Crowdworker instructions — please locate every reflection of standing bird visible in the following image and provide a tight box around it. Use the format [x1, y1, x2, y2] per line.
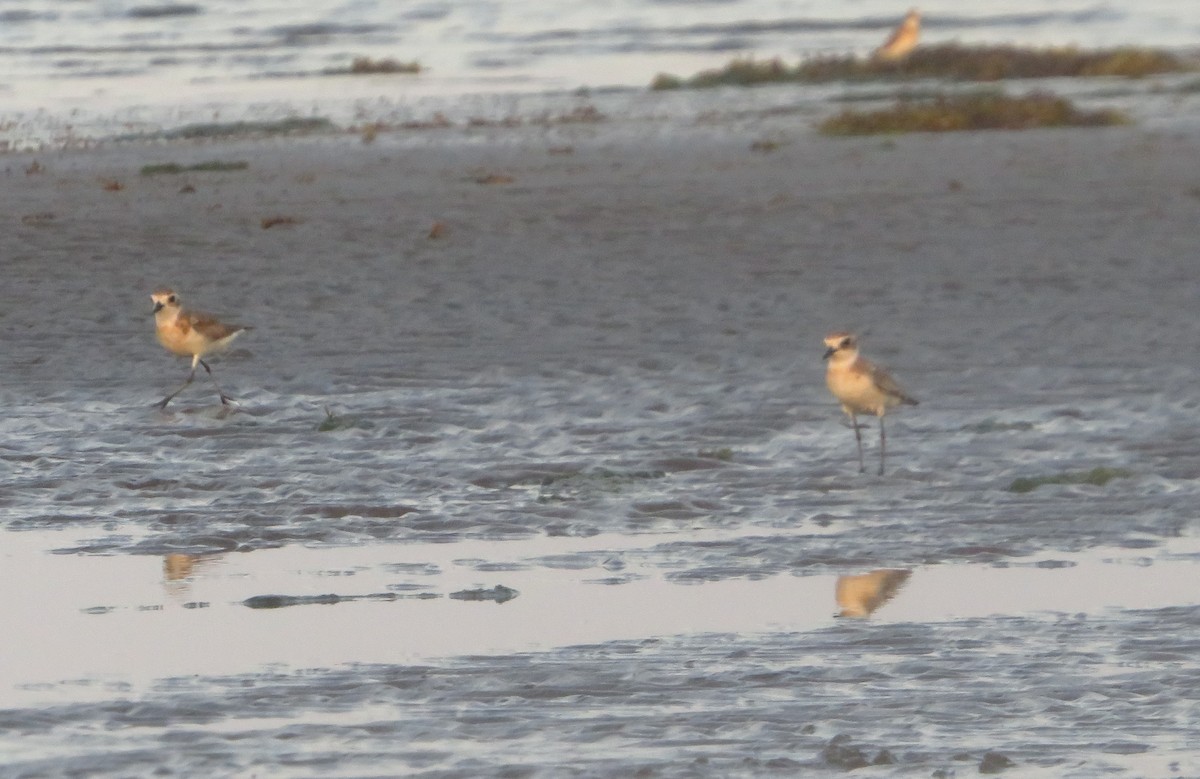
[163, 553, 222, 598]
[823, 332, 918, 475]
[872, 8, 921, 63]
[836, 569, 912, 617]
[151, 288, 250, 408]
[163, 553, 199, 581]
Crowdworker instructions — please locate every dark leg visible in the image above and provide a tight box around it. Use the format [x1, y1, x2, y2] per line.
[878, 414, 887, 476]
[157, 368, 197, 409]
[199, 359, 234, 405]
[851, 413, 865, 473]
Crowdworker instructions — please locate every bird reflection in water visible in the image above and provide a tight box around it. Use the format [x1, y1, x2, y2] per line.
[162, 553, 220, 597]
[835, 569, 912, 618]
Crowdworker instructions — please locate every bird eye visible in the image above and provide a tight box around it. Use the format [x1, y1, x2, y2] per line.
[168, 295, 177, 303]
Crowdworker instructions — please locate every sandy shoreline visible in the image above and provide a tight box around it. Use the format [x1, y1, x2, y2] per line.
[6, 112, 1200, 396]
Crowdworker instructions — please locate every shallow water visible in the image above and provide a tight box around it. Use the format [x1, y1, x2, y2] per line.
[3, 0, 1194, 96]
[2, 121, 1200, 775]
[4, 530, 1199, 697]
[3, 530, 1200, 776]
[2, 0, 1199, 149]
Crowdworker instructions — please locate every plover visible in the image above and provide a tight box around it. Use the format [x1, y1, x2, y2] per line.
[151, 288, 250, 408]
[823, 331, 917, 474]
[872, 8, 920, 63]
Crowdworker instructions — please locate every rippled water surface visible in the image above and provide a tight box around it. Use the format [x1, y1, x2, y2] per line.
[2, 0, 1199, 149]
[2, 118, 1200, 775]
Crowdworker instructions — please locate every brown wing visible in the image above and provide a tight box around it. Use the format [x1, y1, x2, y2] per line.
[870, 363, 918, 406]
[186, 310, 244, 341]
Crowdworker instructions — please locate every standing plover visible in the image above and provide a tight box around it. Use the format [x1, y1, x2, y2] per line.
[823, 332, 917, 474]
[872, 8, 921, 63]
[151, 288, 250, 408]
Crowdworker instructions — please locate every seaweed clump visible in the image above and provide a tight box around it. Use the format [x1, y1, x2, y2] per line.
[140, 160, 249, 176]
[1007, 466, 1134, 494]
[651, 44, 1193, 89]
[163, 117, 335, 140]
[818, 90, 1128, 136]
[325, 56, 421, 75]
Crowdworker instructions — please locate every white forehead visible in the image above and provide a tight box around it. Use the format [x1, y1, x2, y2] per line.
[824, 332, 855, 346]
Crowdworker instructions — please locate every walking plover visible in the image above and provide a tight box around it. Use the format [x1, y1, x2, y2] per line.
[151, 288, 250, 408]
[823, 331, 917, 474]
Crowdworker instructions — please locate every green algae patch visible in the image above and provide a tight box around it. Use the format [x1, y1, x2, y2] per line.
[855, 44, 1188, 81]
[164, 117, 335, 140]
[818, 90, 1128, 136]
[325, 56, 421, 75]
[650, 44, 1194, 90]
[538, 467, 665, 503]
[140, 160, 249, 176]
[960, 419, 1036, 434]
[651, 57, 794, 90]
[317, 407, 374, 432]
[1007, 467, 1134, 494]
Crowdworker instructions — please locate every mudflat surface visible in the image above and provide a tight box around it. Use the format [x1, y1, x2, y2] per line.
[2, 119, 1199, 776]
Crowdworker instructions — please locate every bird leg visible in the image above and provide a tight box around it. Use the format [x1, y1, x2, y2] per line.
[851, 413, 865, 473]
[157, 368, 197, 409]
[878, 414, 887, 476]
[199, 359, 234, 405]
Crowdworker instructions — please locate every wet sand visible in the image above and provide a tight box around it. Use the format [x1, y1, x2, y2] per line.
[3, 111, 1200, 776]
